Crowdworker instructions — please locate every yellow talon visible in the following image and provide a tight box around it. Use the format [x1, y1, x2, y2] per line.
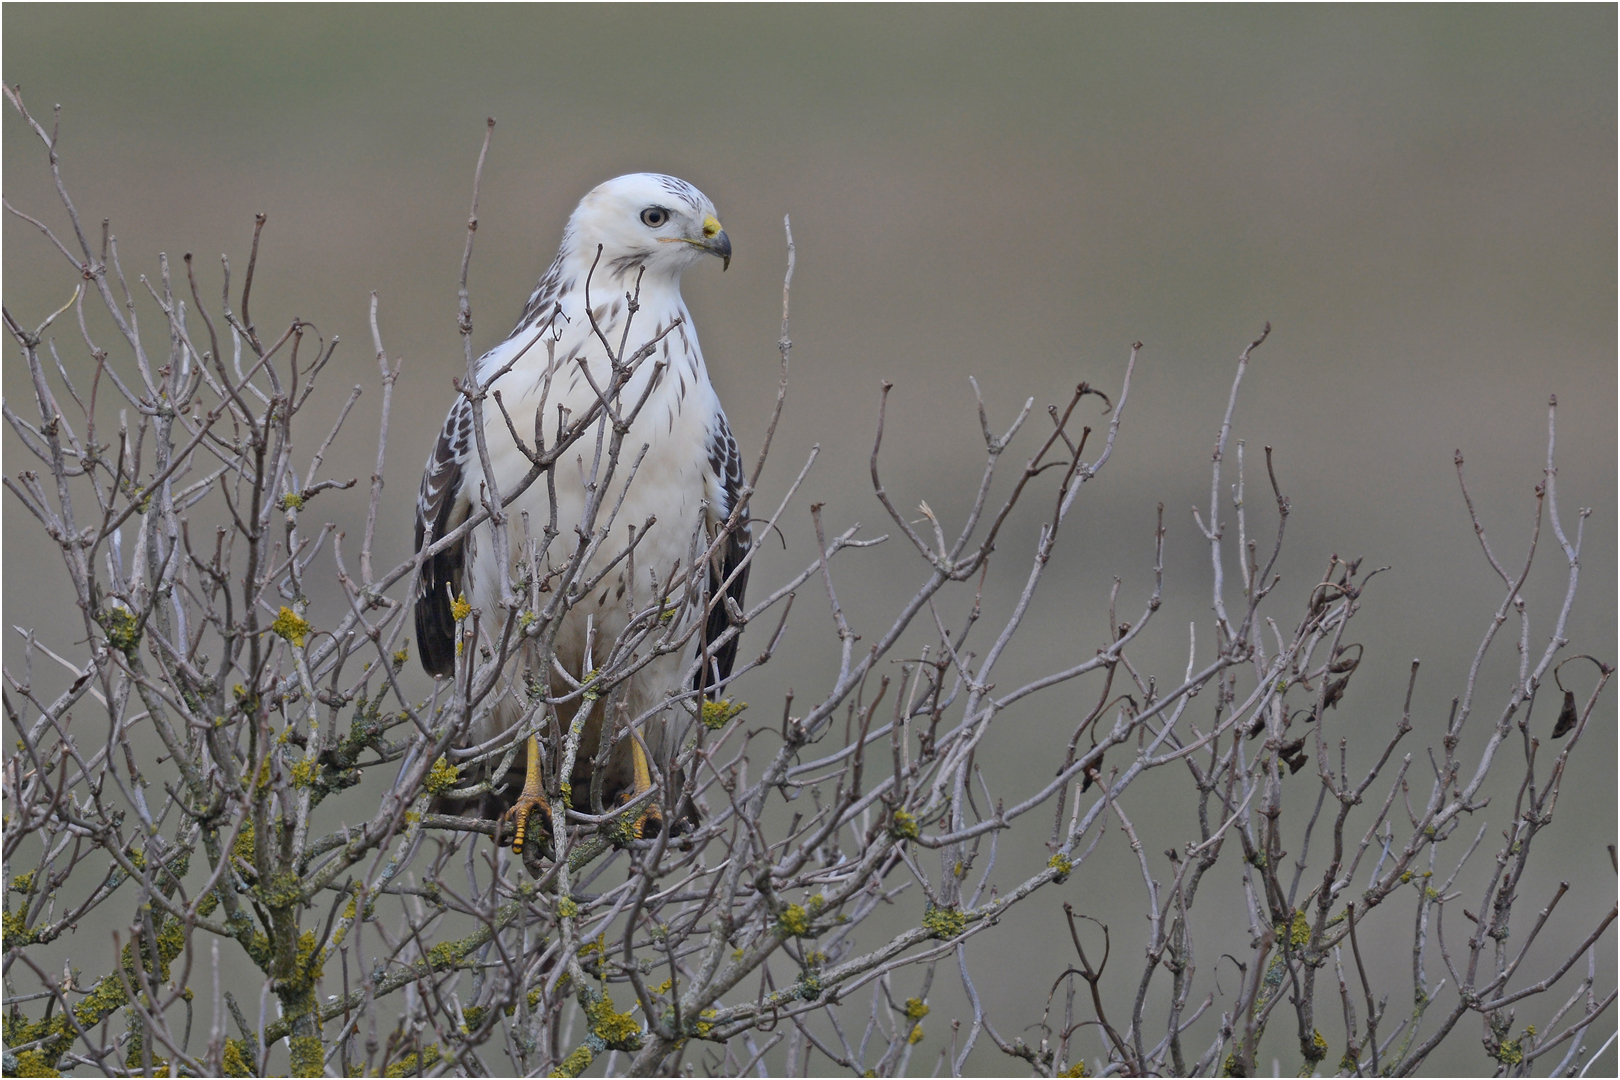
[625, 734, 662, 838]
[500, 735, 550, 854]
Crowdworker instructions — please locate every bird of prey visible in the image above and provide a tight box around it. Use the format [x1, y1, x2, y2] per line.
[413, 173, 748, 850]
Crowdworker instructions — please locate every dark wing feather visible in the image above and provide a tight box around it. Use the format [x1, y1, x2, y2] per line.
[414, 396, 474, 677]
[694, 411, 751, 698]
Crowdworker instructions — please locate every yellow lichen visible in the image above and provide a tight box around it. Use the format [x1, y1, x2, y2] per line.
[922, 903, 965, 939]
[779, 903, 812, 937]
[585, 991, 642, 1051]
[11, 1049, 62, 1077]
[426, 940, 461, 971]
[602, 811, 640, 848]
[904, 997, 930, 1020]
[99, 606, 141, 655]
[1048, 852, 1073, 878]
[890, 808, 920, 841]
[3, 906, 38, 945]
[232, 683, 260, 716]
[3, 1013, 74, 1070]
[383, 1045, 441, 1077]
[71, 971, 130, 1030]
[222, 1038, 253, 1077]
[450, 594, 472, 622]
[549, 1045, 594, 1077]
[425, 755, 460, 795]
[292, 929, 326, 986]
[271, 606, 312, 647]
[576, 933, 608, 979]
[700, 698, 747, 730]
[289, 1034, 324, 1077]
[908, 1023, 924, 1044]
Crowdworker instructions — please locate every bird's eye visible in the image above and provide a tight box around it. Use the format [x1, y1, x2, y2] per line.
[640, 207, 669, 228]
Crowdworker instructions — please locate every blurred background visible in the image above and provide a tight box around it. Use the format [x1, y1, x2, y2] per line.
[4, 6, 1613, 1075]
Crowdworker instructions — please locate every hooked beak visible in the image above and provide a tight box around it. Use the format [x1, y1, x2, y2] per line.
[697, 213, 731, 270]
[658, 214, 732, 270]
[704, 228, 732, 271]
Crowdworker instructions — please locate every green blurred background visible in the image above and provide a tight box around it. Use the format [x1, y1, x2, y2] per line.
[4, 5, 1614, 1075]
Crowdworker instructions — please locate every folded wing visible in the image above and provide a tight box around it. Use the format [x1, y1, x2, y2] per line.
[414, 395, 475, 677]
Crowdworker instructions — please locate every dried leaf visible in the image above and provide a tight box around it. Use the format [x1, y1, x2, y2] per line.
[1551, 690, 1578, 738]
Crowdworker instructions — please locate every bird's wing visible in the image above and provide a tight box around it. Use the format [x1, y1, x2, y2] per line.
[694, 408, 751, 698]
[414, 393, 476, 677]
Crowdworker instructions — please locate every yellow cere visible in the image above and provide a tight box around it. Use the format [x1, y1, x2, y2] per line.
[702, 215, 721, 238]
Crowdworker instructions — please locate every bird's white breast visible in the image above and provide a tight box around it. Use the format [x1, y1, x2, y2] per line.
[459, 279, 720, 677]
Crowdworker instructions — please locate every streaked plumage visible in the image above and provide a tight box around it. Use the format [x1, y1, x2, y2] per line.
[413, 173, 747, 825]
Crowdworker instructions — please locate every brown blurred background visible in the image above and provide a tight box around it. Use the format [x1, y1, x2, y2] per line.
[4, 6, 1614, 1075]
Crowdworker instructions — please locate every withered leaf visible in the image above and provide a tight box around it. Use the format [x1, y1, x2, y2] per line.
[1551, 690, 1578, 739]
[1278, 737, 1310, 775]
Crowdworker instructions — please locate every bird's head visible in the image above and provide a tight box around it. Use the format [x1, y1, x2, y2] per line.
[566, 173, 731, 279]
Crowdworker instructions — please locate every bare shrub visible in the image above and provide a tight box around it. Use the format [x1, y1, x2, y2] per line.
[3, 95, 1612, 1078]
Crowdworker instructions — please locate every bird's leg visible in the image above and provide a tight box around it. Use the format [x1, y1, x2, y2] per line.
[500, 735, 550, 855]
[622, 733, 662, 838]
